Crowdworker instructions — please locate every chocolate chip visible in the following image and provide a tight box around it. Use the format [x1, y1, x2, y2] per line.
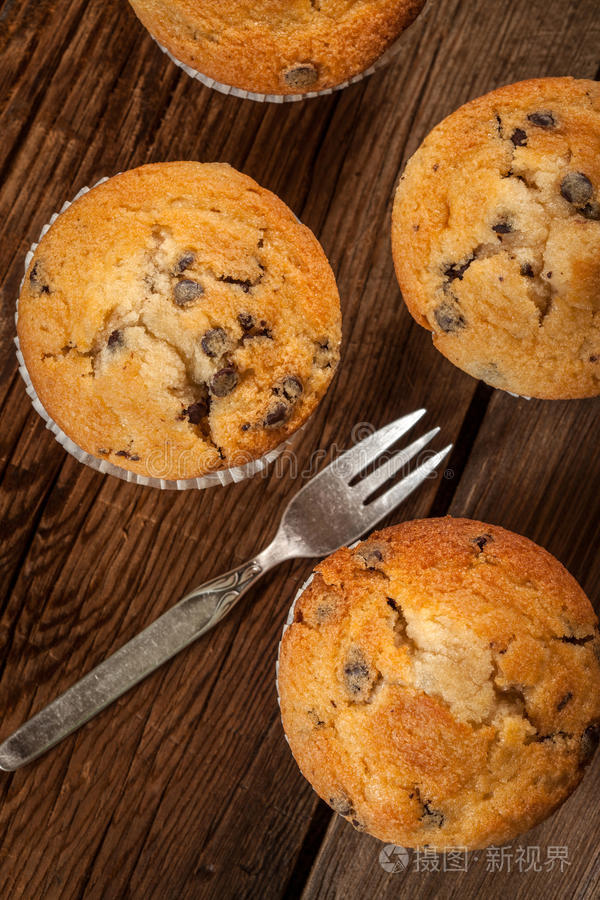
[510, 128, 527, 147]
[241, 422, 251, 431]
[107, 329, 124, 350]
[254, 326, 273, 339]
[174, 279, 204, 306]
[182, 399, 209, 424]
[561, 172, 593, 205]
[313, 340, 334, 369]
[580, 201, 600, 221]
[281, 376, 303, 402]
[443, 257, 474, 281]
[343, 648, 372, 696]
[264, 401, 290, 428]
[174, 251, 196, 274]
[356, 544, 385, 570]
[241, 317, 273, 341]
[201, 328, 229, 358]
[387, 598, 398, 611]
[329, 795, 354, 817]
[209, 367, 239, 398]
[492, 221, 513, 234]
[434, 302, 466, 333]
[520, 263, 534, 277]
[283, 63, 319, 88]
[527, 111, 556, 129]
[238, 312, 254, 331]
[580, 724, 600, 766]
[115, 449, 140, 461]
[473, 533, 493, 552]
[29, 260, 50, 294]
[557, 692, 573, 711]
[421, 802, 445, 828]
[590, 355, 599, 363]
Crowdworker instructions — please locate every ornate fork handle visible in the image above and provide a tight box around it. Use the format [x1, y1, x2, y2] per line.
[0, 411, 450, 771]
[186, 561, 264, 628]
[0, 558, 268, 771]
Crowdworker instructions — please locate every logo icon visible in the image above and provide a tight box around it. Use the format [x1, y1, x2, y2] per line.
[379, 844, 410, 873]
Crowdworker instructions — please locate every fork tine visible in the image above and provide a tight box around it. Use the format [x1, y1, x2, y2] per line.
[354, 427, 441, 501]
[333, 409, 427, 479]
[362, 444, 453, 524]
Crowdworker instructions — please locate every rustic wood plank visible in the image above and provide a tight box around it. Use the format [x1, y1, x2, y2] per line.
[0, 0, 598, 897]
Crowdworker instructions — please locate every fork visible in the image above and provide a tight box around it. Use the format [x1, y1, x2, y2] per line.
[0, 410, 451, 770]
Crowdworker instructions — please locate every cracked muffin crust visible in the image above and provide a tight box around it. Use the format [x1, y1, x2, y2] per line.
[278, 517, 600, 849]
[128, 0, 426, 96]
[392, 78, 600, 399]
[17, 162, 341, 481]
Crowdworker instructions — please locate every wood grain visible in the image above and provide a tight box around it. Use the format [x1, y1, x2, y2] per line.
[0, 0, 599, 897]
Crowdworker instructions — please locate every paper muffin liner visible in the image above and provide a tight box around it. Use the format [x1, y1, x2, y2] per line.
[151, 0, 435, 104]
[15, 178, 308, 491]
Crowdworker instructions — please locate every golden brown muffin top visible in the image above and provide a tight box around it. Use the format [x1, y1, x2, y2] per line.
[392, 77, 600, 399]
[129, 0, 426, 95]
[18, 162, 341, 481]
[278, 517, 600, 849]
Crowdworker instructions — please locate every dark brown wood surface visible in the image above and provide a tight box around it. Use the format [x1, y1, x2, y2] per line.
[0, 0, 599, 897]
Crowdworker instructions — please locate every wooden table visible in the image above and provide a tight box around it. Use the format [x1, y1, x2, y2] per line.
[1, 0, 599, 897]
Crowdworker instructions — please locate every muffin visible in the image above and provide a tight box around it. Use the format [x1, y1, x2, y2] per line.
[17, 162, 341, 483]
[278, 517, 600, 849]
[392, 77, 600, 399]
[128, 0, 427, 97]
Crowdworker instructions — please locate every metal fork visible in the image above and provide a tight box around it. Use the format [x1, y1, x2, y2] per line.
[0, 410, 451, 770]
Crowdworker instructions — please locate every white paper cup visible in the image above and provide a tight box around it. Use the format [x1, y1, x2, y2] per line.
[15, 179, 308, 490]
[152, 0, 436, 104]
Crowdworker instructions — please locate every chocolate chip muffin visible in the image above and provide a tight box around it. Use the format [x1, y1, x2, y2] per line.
[17, 162, 341, 482]
[392, 77, 600, 399]
[278, 517, 600, 849]
[128, 0, 426, 96]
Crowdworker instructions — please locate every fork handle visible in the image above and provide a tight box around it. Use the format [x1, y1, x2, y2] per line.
[0, 559, 265, 771]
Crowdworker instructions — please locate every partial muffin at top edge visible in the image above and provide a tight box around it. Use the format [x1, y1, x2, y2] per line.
[128, 0, 427, 96]
[392, 77, 600, 399]
[278, 516, 600, 849]
[17, 161, 342, 481]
